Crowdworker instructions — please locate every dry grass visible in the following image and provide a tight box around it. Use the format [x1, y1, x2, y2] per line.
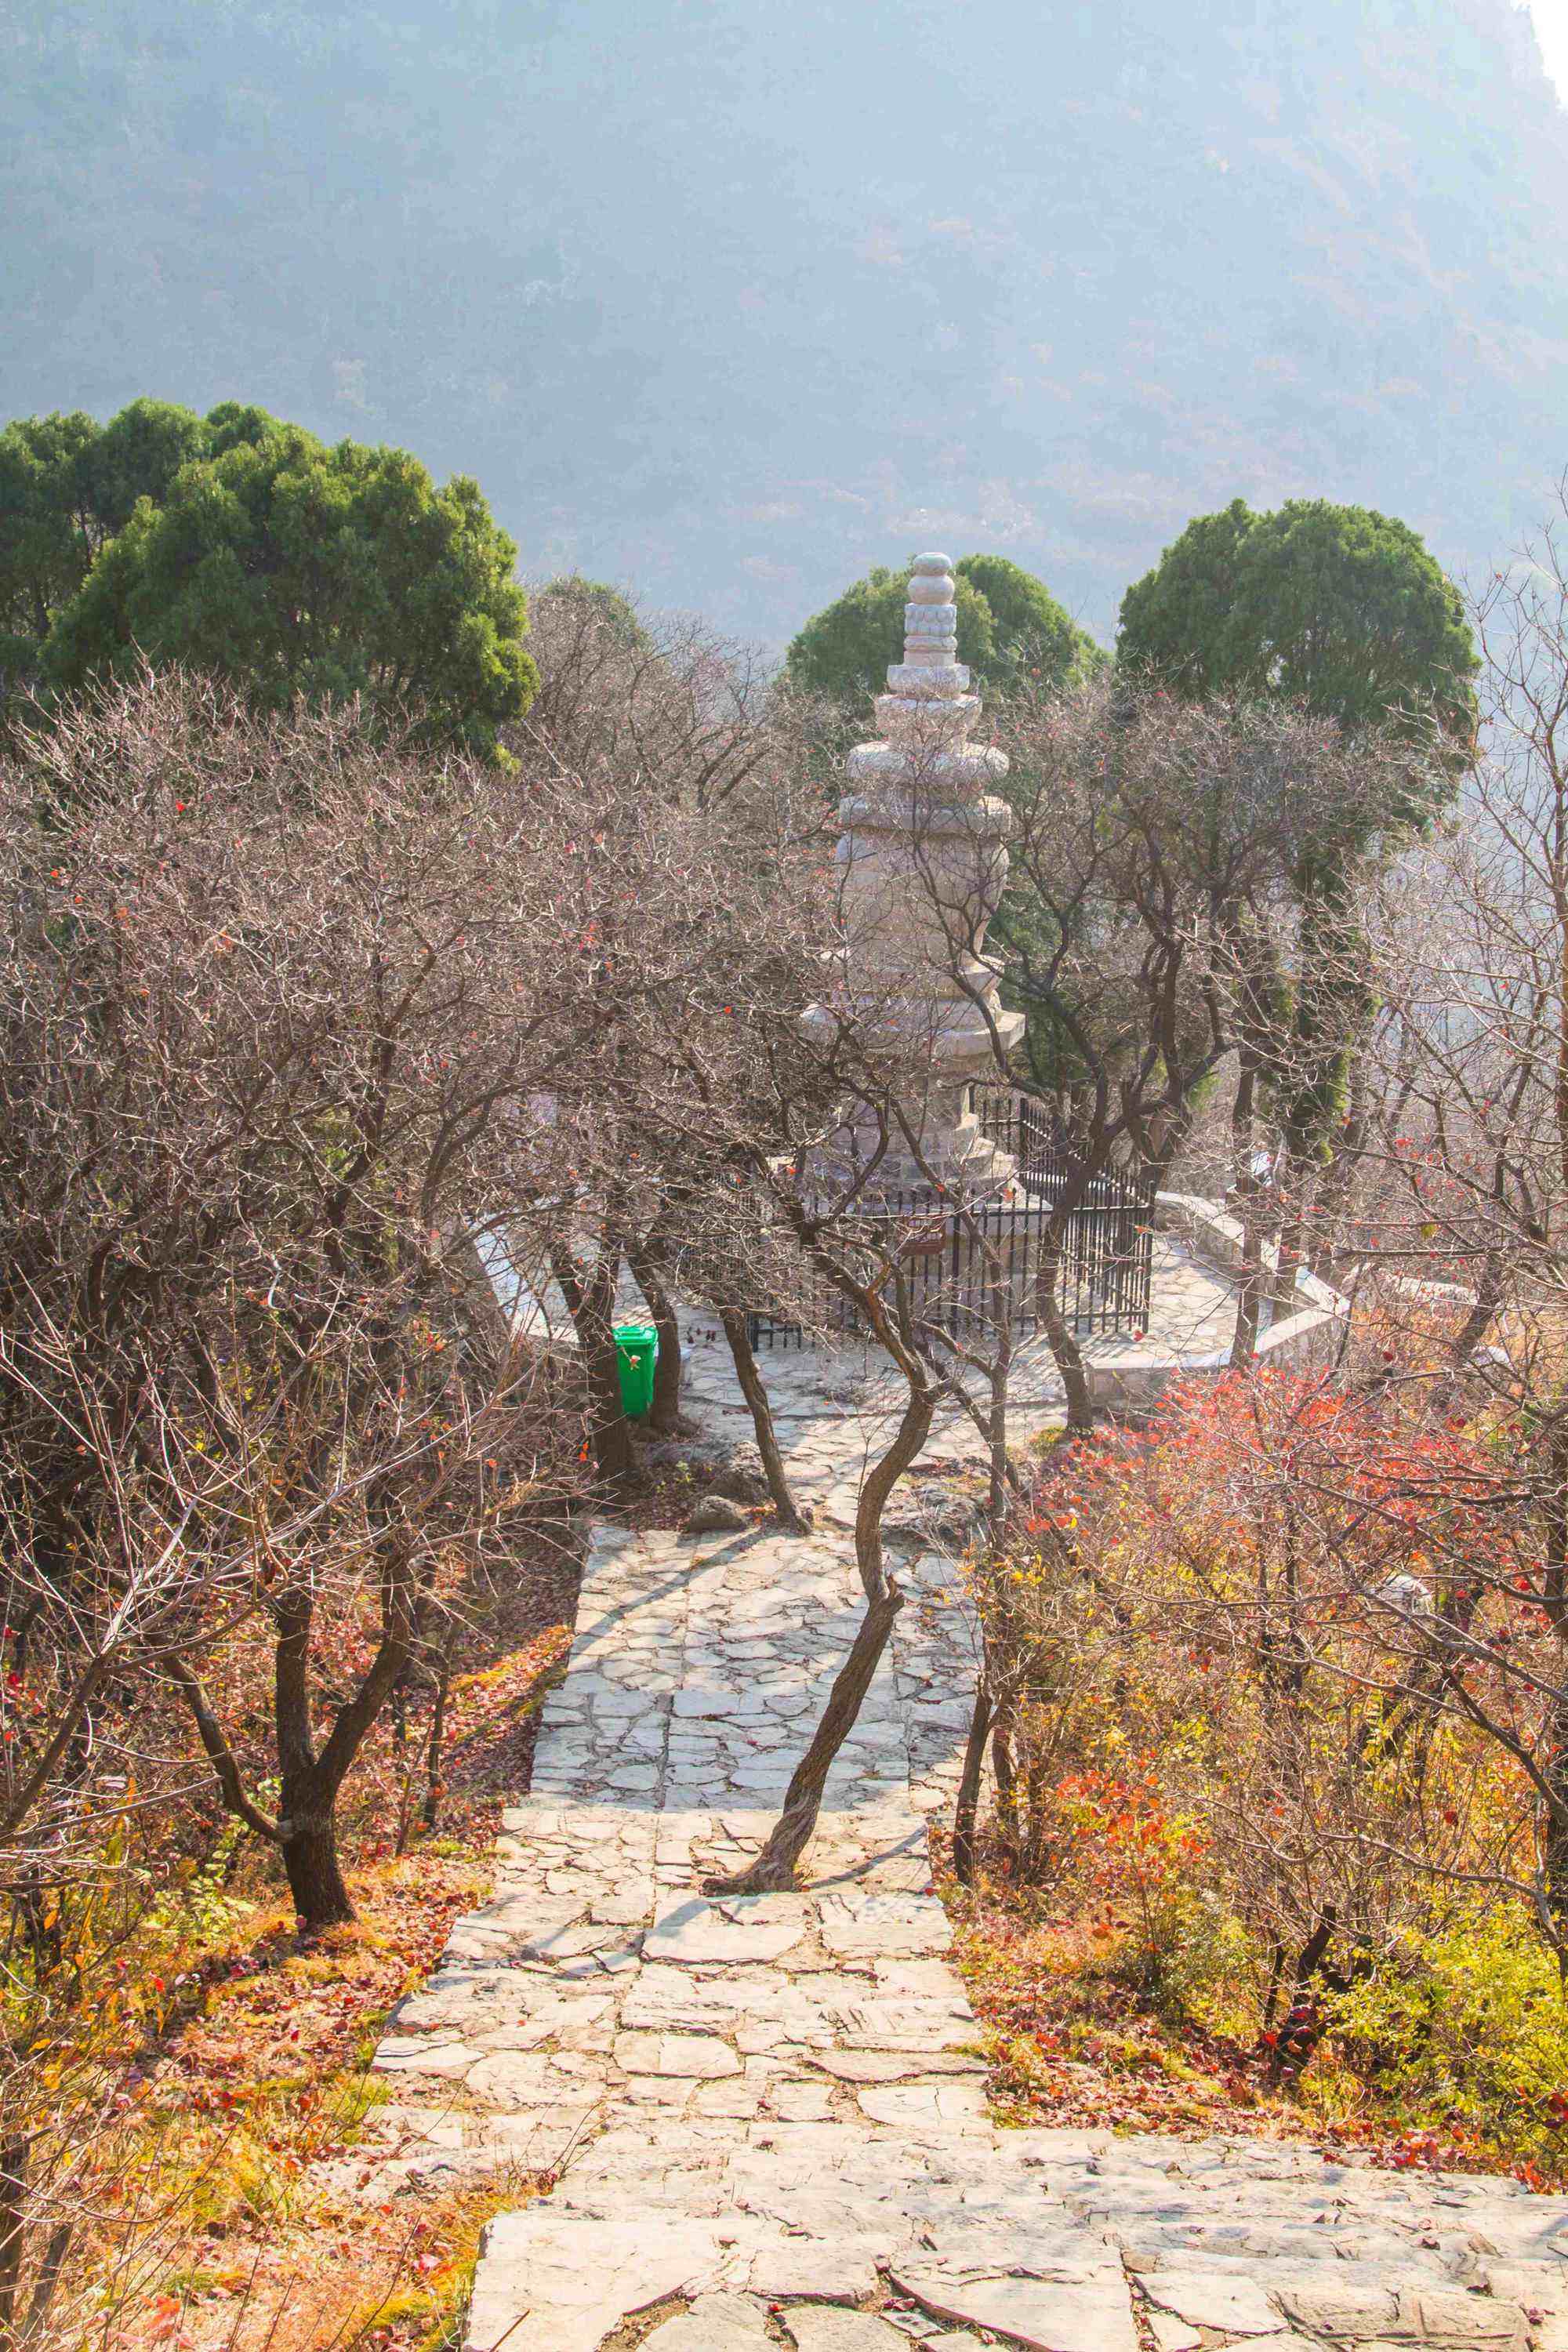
[74, 1549, 576, 2352]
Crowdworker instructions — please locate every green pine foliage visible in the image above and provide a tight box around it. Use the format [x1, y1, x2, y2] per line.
[2, 399, 535, 758]
[786, 553, 1104, 710]
[0, 398, 276, 672]
[1118, 495, 1478, 751]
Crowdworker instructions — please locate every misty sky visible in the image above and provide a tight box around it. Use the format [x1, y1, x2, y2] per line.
[6, 1, 1568, 654]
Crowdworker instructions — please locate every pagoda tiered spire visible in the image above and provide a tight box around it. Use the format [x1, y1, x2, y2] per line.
[807, 550, 1024, 1189]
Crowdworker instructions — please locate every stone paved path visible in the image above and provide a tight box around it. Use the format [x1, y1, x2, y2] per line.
[372, 1329, 1568, 2352]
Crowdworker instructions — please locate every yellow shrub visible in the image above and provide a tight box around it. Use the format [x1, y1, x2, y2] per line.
[1325, 1904, 1568, 2174]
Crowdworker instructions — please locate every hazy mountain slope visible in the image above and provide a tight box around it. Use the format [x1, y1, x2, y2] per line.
[2, 0, 1565, 648]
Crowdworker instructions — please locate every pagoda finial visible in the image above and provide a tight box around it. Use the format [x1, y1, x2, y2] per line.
[901, 550, 959, 673]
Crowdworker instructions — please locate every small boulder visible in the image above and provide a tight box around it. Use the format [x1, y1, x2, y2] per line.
[710, 1458, 772, 1506]
[702, 1439, 770, 1503]
[684, 1493, 752, 1536]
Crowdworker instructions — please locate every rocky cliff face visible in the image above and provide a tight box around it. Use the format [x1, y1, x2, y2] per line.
[2, 0, 1565, 643]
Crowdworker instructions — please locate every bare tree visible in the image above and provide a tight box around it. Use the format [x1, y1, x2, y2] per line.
[517, 574, 786, 811]
[1341, 494, 1568, 1936]
[659, 981, 1007, 1888]
[0, 670, 589, 1929]
[977, 679, 1417, 1410]
[493, 574, 828, 1478]
[700, 1196, 941, 1894]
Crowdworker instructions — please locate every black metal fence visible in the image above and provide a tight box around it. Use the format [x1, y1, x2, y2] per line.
[742, 1092, 1156, 1350]
[818, 1176, 1152, 1343]
[975, 1087, 1157, 1333]
[742, 1305, 809, 1352]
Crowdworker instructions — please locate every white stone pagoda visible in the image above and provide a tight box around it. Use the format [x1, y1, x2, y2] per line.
[806, 551, 1024, 1192]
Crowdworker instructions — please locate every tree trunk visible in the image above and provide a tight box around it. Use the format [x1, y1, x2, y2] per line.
[0, 2133, 25, 2351]
[1271, 1150, 1309, 1312]
[978, 1235, 1014, 1539]
[704, 1279, 937, 1893]
[280, 1797, 355, 1930]
[628, 1242, 684, 1434]
[952, 1676, 993, 1885]
[1449, 1244, 1503, 1373]
[1035, 1262, 1093, 1432]
[1229, 1051, 1267, 1370]
[1263, 1907, 1338, 2085]
[1309, 1041, 1370, 1272]
[1261, 1937, 1287, 2030]
[587, 1329, 635, 1485]
[719, 1307, 809, 1532]
[990, 1706, 1019, 1849]
[1541, 1675, 1568, 1955]
[20, 2211, 69, 2343]
[550, 1240, 634, 1487]
[21, 2221, 70, 2347]
[445, 1229, 517, 1373]
[1230, 1234, 1265, 1368]
[422, 1635, 455, 1831]
[703, 1583, 903, 1893]
[849, 1343, 939, 1602]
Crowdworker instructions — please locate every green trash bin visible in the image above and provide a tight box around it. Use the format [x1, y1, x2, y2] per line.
[613, 1321, 659, 1419]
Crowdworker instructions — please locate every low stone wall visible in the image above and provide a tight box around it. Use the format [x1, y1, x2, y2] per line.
[1083, 1192, 1348, 1422]
[1155, 1190, 1339, 1308]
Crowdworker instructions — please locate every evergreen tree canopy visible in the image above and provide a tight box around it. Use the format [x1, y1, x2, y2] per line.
[786, 554, 1103, 708]
[953, 554, 1107, 691]
[1117, 496, 1478, 746]
[0, 398, 282, 681]
[1119, 498, 1479, 1179]
[78, 396, 215, 539]
[0, 410, 100, 671]
[32, 416, 534, 758]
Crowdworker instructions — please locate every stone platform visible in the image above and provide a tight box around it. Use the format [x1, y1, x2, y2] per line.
[368, 1328, 1568, 2352]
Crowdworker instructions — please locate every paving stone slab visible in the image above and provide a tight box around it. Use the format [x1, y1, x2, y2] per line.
[802, 2049, 984, 2085]
[1393, 2285, 1530, 2344]
[1142, 2313, 1203, 2352]
[815, 1893, 952, 1959]
[1140, 2263, 1289, 2336]
[782, 2310, 913, 2351]
[745, 2240, 882, 2303]
[644, 1898, 808, 1965]
[465, 2212, 728, 2352]
[615, 2031, 745, 2079]
[855, 2081, 991, 2132]
[643, 2294, 773, 2350]
[891, 2266, 1141, 2352]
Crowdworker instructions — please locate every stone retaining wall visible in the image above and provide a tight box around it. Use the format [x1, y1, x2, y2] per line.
[1083, 1192, 1348, 1421]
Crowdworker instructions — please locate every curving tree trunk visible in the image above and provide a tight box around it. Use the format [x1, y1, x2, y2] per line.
[1035, 1229, 1094, 1432]
[1229, 1047, 1267, 1369]
[952, 1677, 993, 1886]
[173, 1548, 426, 1933]
[718, 1308, 809, 1532]
[706, 1287, 936, 1893]
[715, 1587, 904, 1893]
